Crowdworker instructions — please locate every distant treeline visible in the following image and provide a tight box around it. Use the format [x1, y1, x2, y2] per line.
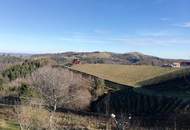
[2, 58, 48, 81]
[0, 55, 23, 64]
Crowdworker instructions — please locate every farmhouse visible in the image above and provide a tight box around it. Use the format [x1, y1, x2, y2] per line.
[172, 62, 190, 68]
[172, 62, 181, 68]
[162, 62, 190, 68]
[72, 58, 81, 65]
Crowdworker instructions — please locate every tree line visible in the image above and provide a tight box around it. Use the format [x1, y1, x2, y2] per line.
[2, 59, 48, 81]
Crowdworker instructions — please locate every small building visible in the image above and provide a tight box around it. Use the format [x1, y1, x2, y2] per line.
[172, 62, 181, 68]
[162, 62, 190, 68]
[72, 59, 81, 65]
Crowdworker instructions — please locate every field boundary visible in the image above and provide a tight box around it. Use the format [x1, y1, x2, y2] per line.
[54, 65, 132, 90]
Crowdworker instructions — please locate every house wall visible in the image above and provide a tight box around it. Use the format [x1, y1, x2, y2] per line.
[173, 63, 181, 68]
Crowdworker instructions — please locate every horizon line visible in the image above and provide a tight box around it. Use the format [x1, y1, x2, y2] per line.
[0, 51, 189, 60]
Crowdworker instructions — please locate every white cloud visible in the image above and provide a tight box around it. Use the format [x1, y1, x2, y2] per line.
[182, 22, 190, 28]
[174, 22, 190, 28]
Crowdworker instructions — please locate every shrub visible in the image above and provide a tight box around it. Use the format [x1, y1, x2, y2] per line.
[18, 83, 40, 98]
[15, 106, 49, 130]
[66, 83, 92, 110]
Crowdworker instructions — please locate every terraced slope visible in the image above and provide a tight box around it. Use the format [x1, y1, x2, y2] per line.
[72, 64, 178, 86]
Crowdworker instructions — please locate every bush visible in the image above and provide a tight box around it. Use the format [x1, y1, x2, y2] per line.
[18, 83, 40, 98]
[66, 84, 92, 110]
[0, 75, 3, 86]
[92, 78, 107, 98]
[16, 106, 49, 130]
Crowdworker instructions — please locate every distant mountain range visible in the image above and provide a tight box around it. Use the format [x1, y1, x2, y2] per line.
[0, 52, 32, 58]
[32, 51, 189, 66]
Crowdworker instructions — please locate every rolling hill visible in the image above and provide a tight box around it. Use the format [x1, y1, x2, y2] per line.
[134, 68, 190, 99]
[32, 51, 188, 66]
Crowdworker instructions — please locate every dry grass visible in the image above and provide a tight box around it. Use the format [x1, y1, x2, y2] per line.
[55, 112, 106, 130]
[72, 64, 178, 86]
[17, 106, 50, 129]
[0, 119, 19, 130]
[86, 52, 111, 59]
[0, 106, 107, 130]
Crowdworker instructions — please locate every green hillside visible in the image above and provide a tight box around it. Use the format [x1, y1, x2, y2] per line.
[72, 64, 190, 99]
[135, 68, 190, 99]
[71, 64, 178, 86]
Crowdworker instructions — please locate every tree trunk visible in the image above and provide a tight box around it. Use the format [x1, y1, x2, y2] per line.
[19, 123, 24, 130]
[49, 101, 57, 130]
[49, 113, 53, 130]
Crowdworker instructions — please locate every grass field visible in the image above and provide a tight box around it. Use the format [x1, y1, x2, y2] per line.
[138, 67, 190, 86]
[0, 120, 19, 130]
[71, 64, 178, 87]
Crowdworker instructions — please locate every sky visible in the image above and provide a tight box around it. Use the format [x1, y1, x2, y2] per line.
[0, 0, 190, 59]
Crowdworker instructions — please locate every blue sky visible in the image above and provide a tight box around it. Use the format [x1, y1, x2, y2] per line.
[0, 0, 190, 59]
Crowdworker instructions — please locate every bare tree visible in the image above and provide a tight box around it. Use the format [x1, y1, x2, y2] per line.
[0, 63, 8, 72]
[66, 83, 92, 110]
[14, 105, 26, 130]
[32, 66, 90, 130]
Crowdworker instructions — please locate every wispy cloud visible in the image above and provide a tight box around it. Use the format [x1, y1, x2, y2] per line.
[1, 32, 189, 59]
[113, 36, 190, 47]
[160, 18, 170, 22]
[181, 22, 190, 28]
[59, 37, 106, 44]
[59, 32, 190, 47]
[174, 22, 190, 28]
[138, 30, 172, 37]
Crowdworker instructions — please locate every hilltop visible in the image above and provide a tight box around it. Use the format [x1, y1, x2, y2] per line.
[32, 51, 188, 66]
